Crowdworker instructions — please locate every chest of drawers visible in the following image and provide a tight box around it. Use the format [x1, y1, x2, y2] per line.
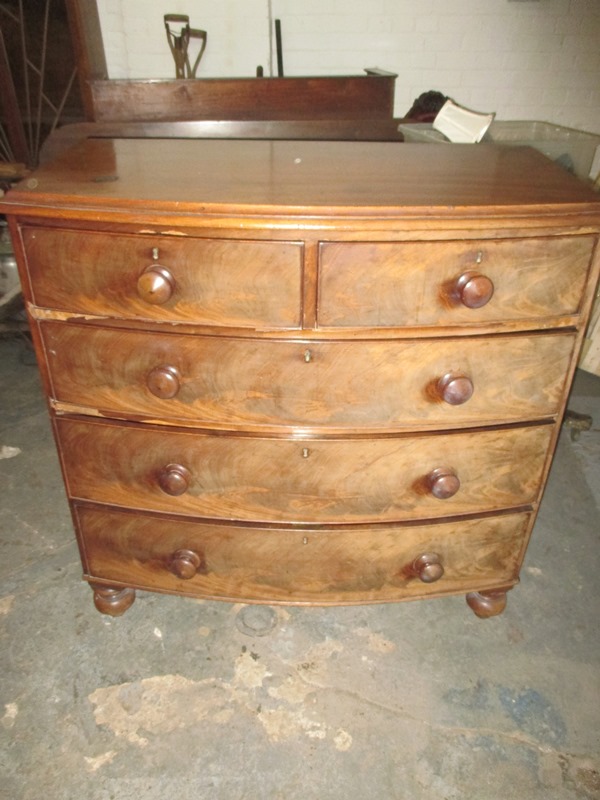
[2, 138, 599, 619]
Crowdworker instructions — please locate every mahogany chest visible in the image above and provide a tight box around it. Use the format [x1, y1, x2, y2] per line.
[2, 138, 599, 618]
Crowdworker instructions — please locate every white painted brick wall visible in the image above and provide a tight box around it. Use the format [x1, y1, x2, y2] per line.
[97, 0, 600, 134]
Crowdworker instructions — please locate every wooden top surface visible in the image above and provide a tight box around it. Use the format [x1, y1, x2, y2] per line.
[2, 138, 600, 220]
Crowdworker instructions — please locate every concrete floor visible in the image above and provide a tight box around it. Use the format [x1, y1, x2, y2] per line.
[0, 333, 599, 800]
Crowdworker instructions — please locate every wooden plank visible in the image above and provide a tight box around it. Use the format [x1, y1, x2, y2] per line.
[39, 118, 404, 163]
[65, 0, 108, 121]
[10, 138, 600, 217]
[89, 74, 397, 122]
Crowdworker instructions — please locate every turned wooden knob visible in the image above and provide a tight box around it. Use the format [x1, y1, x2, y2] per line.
[146, 365, 181, 399]
[455, 271, 494, 309]
[169, 549, 202, 580]
[158, 463, 191, 496]
[427, 467, 460, 499]
[413, 553, 444, 583]
[438, 373, 474, 405]
[137, 265, 175, 305]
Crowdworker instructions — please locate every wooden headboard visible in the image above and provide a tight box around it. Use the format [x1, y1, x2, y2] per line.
[88, 71, 398, 124]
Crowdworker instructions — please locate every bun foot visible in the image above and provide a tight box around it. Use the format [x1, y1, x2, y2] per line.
[91, 584, 136, 616]
[466, 589, 508, 619]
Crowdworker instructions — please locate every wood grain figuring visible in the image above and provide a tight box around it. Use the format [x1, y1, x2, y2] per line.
[88, 75, 396, 123]
[318, 236, 595, 328]
[42, 323, 574, 431]
[7, 140, 600, 219]
[64, 0, 109, 121]
[40, 119, 406, 164]
[2, 140, 600, 617]
[76, 504, 528, 604]
[23, 228, 303, 328]
[57, 418, 551, 523]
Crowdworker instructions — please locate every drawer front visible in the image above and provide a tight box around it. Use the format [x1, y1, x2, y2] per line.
[22, 227, 303, 328]
[42, 322, 574, 431]
[318, 236, 595, 328]
[58, 419, 552, 524]
[76, 505, 529, 604]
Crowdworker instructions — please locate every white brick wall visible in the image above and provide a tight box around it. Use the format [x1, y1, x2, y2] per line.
[97, 0, 600, 134]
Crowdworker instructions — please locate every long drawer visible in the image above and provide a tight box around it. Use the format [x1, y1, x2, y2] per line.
[318, 236, 595, 328]
[21, 227, 303, 329]
[57, 419, 552, 524]
[42, 322, 574, 432]
[76, 504, 529, 604]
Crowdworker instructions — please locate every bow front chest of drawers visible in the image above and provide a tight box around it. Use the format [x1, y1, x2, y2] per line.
[2, 139, 600, 618]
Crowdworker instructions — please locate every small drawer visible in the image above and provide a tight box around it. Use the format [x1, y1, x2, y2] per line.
[42, 321, 574, 432]
[318, 236, 595, 328]
[58, 419, 552, 524]
[21, 227, 303, 329]
[76, 504, 529, 604]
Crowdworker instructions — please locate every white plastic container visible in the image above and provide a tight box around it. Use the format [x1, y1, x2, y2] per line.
[486, 121, 600, 181]
[398, 120, 600, 181]
[397, 123, 447, 144]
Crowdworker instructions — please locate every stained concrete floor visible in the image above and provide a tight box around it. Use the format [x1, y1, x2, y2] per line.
[0, 333, 599, 800]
